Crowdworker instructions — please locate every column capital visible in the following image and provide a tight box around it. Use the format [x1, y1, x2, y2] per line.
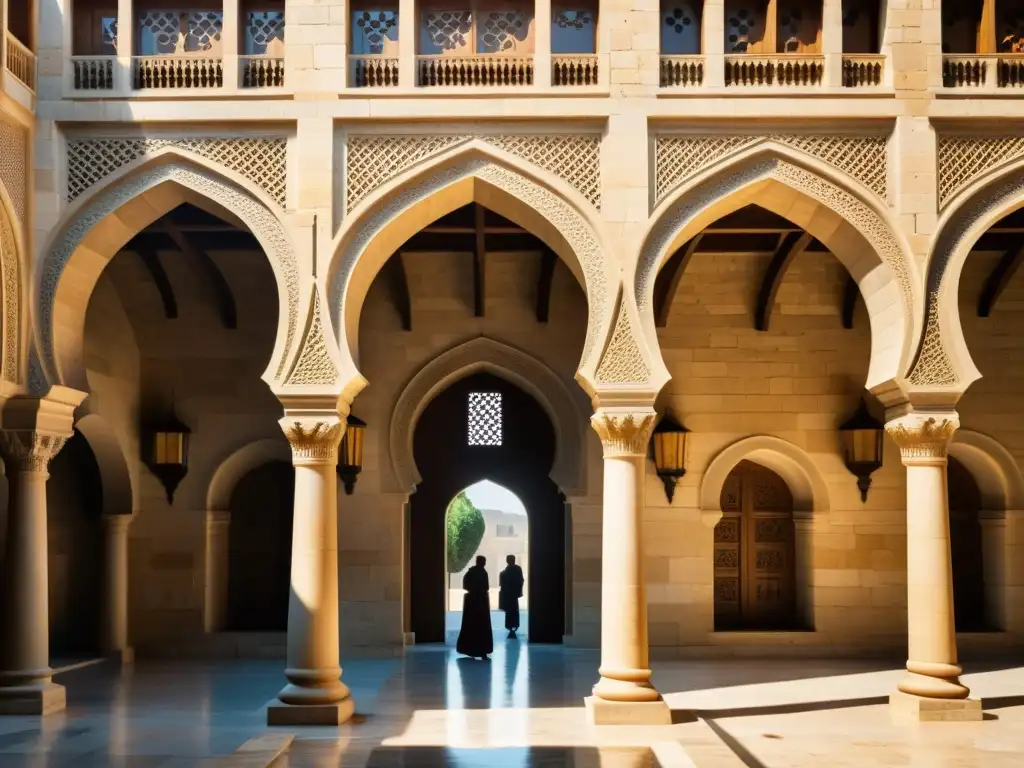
[102, 513, 135, 531]
[0, 431, 67, 473]
[590, 408, 655, 458]
[885, 412, 959, 464]
[279, 415, 345, 465]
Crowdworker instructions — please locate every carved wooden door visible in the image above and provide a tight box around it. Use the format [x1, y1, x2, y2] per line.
[714, 460, 796, 629]
[947, 456, 988, 631]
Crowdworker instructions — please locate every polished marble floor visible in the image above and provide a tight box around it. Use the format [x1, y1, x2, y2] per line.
[1, 637, 1022, 767]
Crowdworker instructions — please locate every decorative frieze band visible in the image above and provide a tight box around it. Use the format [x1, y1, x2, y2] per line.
[67, 137, 288, 207]
[345, 133, 601, 212]
[591, 410, 656, 457]
[654, 134, 888, 206]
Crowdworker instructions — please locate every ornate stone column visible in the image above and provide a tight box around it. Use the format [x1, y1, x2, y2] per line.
[204, 509, 231, 633]
[267, 416, 354, 725]
[101, 514, 135, 664]
[0, 430, 68, 715]
[586, 408, 670, 725]
[886, 412, 982, 721]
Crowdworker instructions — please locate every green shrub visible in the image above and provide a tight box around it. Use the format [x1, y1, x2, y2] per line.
[446, 491, 485, 573]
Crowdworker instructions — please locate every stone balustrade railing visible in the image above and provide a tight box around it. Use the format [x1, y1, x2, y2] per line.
[349, 55, 399, 88]
[134, 55, 223, 89]
[842, 54, 884, 87]
[240, 55, 284, 88]
[725, 54, 824, 87]
[660, 55, 705, 87]
[71, 56, 116, 91]
[552, 54, 599, 86]
[417, 55, 533, 87]
[5, 32, 35, 90]
[943, 54, 1024, 89]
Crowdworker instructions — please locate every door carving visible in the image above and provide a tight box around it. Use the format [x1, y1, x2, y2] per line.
[714, 460, 797, 630]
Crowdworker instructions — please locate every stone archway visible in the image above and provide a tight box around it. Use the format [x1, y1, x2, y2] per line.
[326, 141, 619, 397]
[34, 152, 302, 393]
[73, 413, 134, 516]
[635, 144, 921, 392]
[388, 337, 589, 496]
[911, 160, 1024, 391]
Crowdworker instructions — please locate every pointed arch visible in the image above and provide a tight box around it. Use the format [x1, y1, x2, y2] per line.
[949, 429, 1024, 515]
[73, 412, 135, 516]
[910, 158, 1024, 392]
[35, 151, 302, 393]
[634, 143, 921, 393]
[207, 437, 293, 512]
[388, 337, 589, 496]
[326, 140, 618, 399]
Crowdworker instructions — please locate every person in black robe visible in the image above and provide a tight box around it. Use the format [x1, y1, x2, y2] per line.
[456, 555, 493, 660]
[499, 554, 524, 639]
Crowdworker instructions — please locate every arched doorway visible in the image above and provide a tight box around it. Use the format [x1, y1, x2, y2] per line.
[410, 372, 565, 644]
[444, 480, 530, 641]
[226, 460, 294, 632]
[714, 460, 798, 631]
[47, 431, 105, 654]
[947, 456, 989, 632]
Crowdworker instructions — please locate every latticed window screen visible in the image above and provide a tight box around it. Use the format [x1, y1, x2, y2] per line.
[468, 392, 502, 446]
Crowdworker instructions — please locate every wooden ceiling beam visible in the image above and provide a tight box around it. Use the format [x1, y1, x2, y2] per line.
[535, 247, 557, 323]
[129, 245, 178, 321]
[654, 234, 703, 328]
[161, 220, 238, 330]
[755, 231, 813, 332]
[473, 204, 486, 318]
[384, 253, 412, 331]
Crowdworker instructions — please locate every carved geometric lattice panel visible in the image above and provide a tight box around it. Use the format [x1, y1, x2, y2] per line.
[0, 119, 27, 222]
[67, 137, 287, 207]
[468, 391, 502, 446]
[654, 133, 888, 206]
[595, 301, 651, 385]
[937, 134, 1024, 208]
[345, 133, 601, 211]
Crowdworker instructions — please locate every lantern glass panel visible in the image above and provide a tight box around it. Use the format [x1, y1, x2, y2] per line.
[848, 428, 880, 464]
[342, 424, 365, 467]
[654, 431, 685, 472]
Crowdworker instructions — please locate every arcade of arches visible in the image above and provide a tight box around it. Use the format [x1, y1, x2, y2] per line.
[1, 138, 1024, 732]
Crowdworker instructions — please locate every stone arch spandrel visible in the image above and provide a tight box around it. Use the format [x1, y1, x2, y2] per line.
[206, 438, 293, 512]
[74, 412, 135, 516]
[35, 152, 302, 394]
[0, 187, 23, 385]
[910, 160, 1024, 393]
[635, 144, 920, 394]
[388, 337, 589, 496]
[326, 141, 618, 398]
[699, 435, 832, 523]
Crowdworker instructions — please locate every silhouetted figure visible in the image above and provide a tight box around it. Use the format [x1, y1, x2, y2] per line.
[499, 554, 524, 639]
[456, 555, 493, 660]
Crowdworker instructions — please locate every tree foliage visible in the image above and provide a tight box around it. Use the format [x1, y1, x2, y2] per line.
[446, 491, 485, 573]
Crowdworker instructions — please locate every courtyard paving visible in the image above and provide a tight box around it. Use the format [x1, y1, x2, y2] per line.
[0, 639, 1021, 766]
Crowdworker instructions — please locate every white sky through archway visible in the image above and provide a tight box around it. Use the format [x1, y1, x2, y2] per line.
[463, 479, 526, 516]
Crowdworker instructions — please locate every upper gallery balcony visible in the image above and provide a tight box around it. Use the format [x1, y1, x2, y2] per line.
[941, 0, 1024, 90]
[659, 0, 884, 89]
[68, 0, 285, 95]
[348, 1, 599, 88]
[3, 0, 36, 109]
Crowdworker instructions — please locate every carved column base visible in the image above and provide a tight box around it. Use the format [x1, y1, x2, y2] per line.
[267, 697, 354, 726]
[889, 690, 982, 723]
[0, 680, 66, 715]
[585, 695, 672, 726]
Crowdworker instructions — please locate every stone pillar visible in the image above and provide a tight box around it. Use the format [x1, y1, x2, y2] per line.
[101, 514, 134, 664]
[204, 510, 231, 633]
[116, 0, 134, 95]
[702, 0, 725, 88]
[0, 430, 69, 715]
[398, 0, 417, 87]
[886, 413, 982, 721]
[267, 416, 354, 726]
[222, 0, 241, 88]
[586, 408, 670, 725]
[821, 0, 843, 87]
[534, 0, 552, 87]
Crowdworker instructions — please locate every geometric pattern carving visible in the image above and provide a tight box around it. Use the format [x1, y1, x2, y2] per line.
[424, 11, 473, 51]
[714, 548, 739, 568]
[246, 11, 285, 52]
[139, 11, 185, 54]
[908, 294, 958, 386]
[40, 163, 299, 386]
[654, 134, 888, 205]
[937, 134, 1024, 208]
[285, 291, 340, 387]
[345, 133, 601, 211]
[0, 120, 27, 222]
[714, 577, 739, 602]
[0, 199, 20, 383]
[595, 299, 651, 385]
[715, 519, 740, 542]
[479, 11, 529, 53]
[755, 518, 787, 542]
[638, 158, 914, 354]
[468, 391, 503, 446]
[66, 137, 287, 207]
[333, 156, 608, 364]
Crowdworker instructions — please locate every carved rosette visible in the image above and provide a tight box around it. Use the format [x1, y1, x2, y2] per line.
[885, 414, 959, 463]
[281, 419, 344, 465]
[590, 410, 655, 457]
[0, 431, 68, 473]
